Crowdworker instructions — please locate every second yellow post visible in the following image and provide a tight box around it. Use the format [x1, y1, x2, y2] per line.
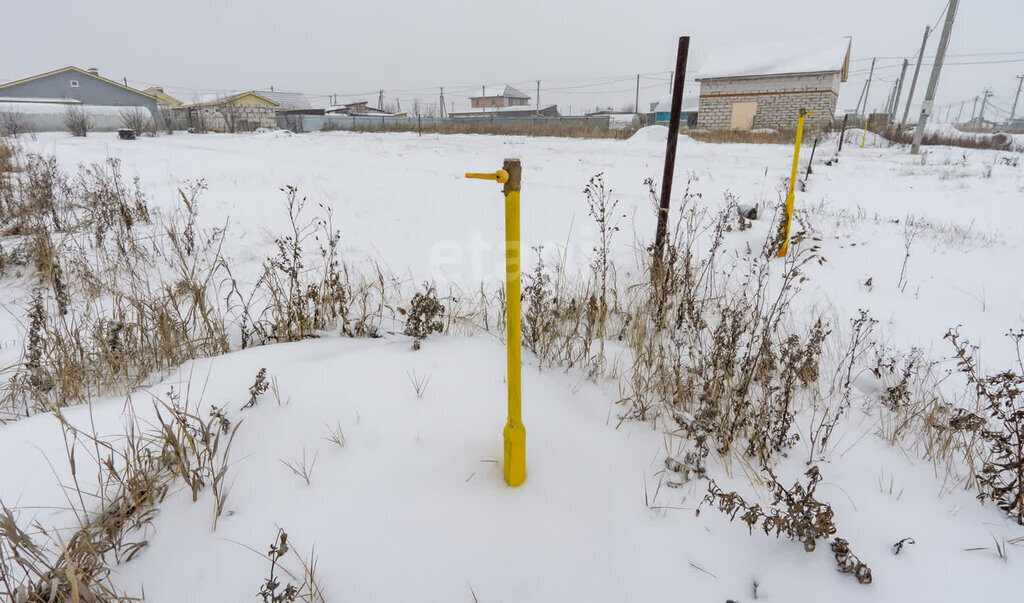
[777, 110, 817, 258]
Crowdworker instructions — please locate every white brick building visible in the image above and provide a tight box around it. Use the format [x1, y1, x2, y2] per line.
[696, 38, 851, 131]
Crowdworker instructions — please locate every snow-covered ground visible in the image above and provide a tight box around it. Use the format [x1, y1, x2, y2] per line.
[1, 128, 1023, 601]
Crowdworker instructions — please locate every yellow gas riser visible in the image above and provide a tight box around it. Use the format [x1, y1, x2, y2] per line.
[466, 162, 526, 487]
[777, 110, 817, 258]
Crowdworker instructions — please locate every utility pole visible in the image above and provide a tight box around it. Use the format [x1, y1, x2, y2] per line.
[891, 58, 909, 122]
[635, 74, 640, 114]
[439, 87, 446, 119]
[978, 88, 993, 124]
[862, 58, 876, 115]
[378, 90, 384, 111]
[912, 0, 958, 154]
[885, 83, 897, 115]
[1010, 74, 1024, 122]
[536, 80, 540, 117]
[855, 79, 869, 116]
[901, 26, 931, 129]
[971, 95, 979, 121]
[957, 99, 964, 122]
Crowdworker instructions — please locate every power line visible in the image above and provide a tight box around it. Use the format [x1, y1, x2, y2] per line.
[849, 50, 1024, 63]
[848, 56, 1024, 75]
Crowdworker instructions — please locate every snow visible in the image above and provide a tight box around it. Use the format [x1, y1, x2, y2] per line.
[698, 38, 851, 80]
[2, 334, 1021, 602]
[2, 128, 1024, 601]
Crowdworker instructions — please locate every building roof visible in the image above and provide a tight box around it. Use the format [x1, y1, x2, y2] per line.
[144, 87, 183, 107]
[697, 38, 852, 81]
[0, 66, 157, 102]
[650, 95, 700, 113]
[181, 91, 279, 108]
[469, 84, 531, 99]
[253, 90, 313, 111]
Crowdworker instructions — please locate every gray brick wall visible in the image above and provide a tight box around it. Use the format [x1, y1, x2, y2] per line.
[697, 72, 841, 131]
[175, 104, 277, 133]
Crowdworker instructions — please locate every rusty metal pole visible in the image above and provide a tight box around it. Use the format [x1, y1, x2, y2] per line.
[805, 136, 819, 180]
[838, 113, 849, 153]
[652, 36, 690, 277]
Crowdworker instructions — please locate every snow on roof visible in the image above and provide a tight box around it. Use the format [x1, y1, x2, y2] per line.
[0, 102, 143, 115]
[651, 95, 700, 113]
[254, 90, 313, 111]
[183, 91, 278, 107]
[469, 84, 531, 99]
[697, 38, 851, 80]
[0, 96, 82, 105]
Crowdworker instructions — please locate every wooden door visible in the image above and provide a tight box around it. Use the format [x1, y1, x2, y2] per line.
[730, 101, 757, 130]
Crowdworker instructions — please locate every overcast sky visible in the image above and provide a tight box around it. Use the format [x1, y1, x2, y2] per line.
[3, 0, 1022, 117]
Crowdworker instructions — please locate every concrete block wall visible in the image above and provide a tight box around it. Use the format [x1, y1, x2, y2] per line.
[697, 72, 841, 131]
[180, 105, 276, 132]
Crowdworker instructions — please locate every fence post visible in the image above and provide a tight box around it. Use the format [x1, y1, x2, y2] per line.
[805, 136, 819, 179]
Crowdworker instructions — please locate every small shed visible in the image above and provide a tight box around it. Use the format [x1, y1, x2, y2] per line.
[696, 38, 851, 131]
[175, 91, 279, 133]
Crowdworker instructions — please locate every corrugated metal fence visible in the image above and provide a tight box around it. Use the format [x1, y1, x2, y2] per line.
[277, 114, 615, 133]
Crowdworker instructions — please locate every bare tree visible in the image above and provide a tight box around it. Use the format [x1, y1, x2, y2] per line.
[216, 103, 241, 133]
[159, 107, 174, 134]
[119, 107, 155, 136]
[62, 106, 90, 137]
[0, 109, 28, 138]
[411, 99, 439, 119]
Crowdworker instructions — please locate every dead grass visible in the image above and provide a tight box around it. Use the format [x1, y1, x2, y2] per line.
[880, 126, 1021, 151]
[350, 119, 635, 140]
[687, 128, 803, 145]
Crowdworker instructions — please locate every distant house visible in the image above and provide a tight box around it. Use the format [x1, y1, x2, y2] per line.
[649, 96, 700, 127]
[469, 85, 530, 109]
[325, 101, 394, 116]
[175, 91, 278, 133]
[0, 66, 160, 124]
[144, 87, 183, 108]
[254, 90, 317, 114]
[449, 104, 560, 119]
[696, 38, 851, 130]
